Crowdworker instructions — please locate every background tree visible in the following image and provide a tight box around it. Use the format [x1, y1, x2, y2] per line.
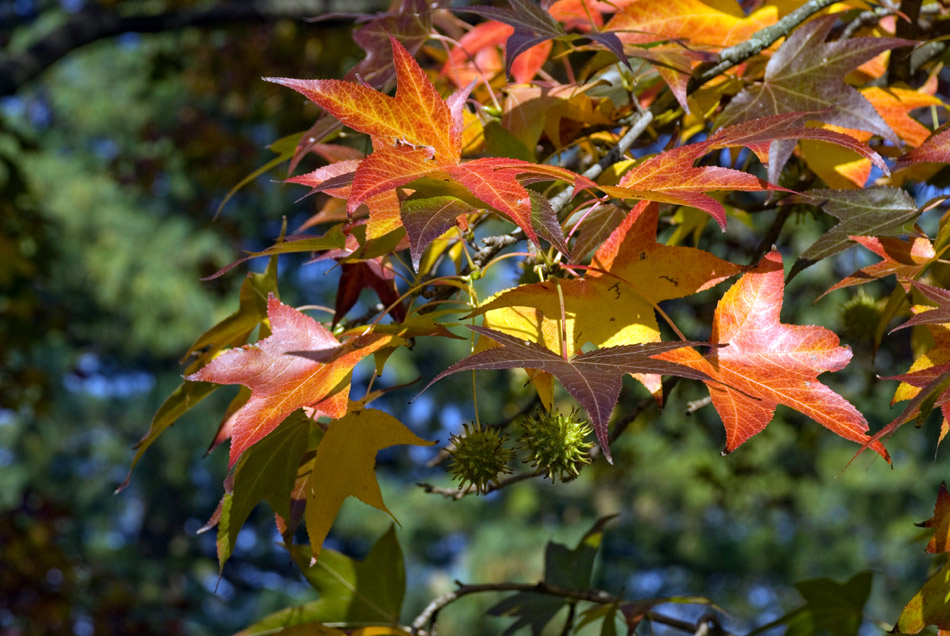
[3, 0, 950, 635]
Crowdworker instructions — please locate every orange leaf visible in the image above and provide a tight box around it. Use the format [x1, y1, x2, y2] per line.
[918, 482, 950, 554]
[186, 296, 393, 466]
[267, 37, 459, 164]
[821, 236, 937, 298]
[656, 250, 890, 459]
[605, 0, 776, 48]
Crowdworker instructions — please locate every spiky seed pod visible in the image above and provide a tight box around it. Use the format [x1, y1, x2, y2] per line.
[839, 292, 882, 342]
[519, 408, 594, 482]
[447, 423, 513, 494]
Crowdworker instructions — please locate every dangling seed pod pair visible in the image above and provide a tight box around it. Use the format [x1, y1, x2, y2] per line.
[446, 408, 594, 493]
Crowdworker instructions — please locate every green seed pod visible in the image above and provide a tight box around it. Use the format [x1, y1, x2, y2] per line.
[447, 423, 513, 494]
[839, 292, 881, 342]
[519, 408, 594, 482]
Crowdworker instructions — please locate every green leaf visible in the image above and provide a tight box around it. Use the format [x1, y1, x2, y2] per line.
[216, 411, 313, 569]
[750, 571, 872, 636]
[236, 525, 405, 634]
[489, 515, 616, 635]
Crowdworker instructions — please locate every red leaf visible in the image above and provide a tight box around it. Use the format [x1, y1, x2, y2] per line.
[186, 296, 392, 466]
[918, 482, 950, 554]
[656, 250, 890, 460]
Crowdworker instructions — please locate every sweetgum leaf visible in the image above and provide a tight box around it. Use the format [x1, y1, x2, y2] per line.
[896, 564, 950, 635]
[489, 515, 616, 635]
[656, 250, 889, 460]
[267, 37, 460, 163]
[305, 409, 433, 560]
[605, 0, 776, 48]
[718, 16, 909, 144]
[215, 411, 312, 569]
[235, 526, 406, 634]
[891, 281, 950, 332]
[400, 196, 474, 270]
[917, 482, 950, 554]
[787, 187, 919, 281]
[421, 325, 714, 461]
[895, 127, 950, 169]
[186, 296, 393, 466]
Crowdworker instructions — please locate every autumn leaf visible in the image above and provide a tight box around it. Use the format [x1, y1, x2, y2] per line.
[895, 564, 950, 635]
[272, 37, 592, 252]
[461, 0, 627, 76]
[718, 15, 910, 145]
[605, 0, 777, 48]
[917, 482, 950, 554]
[420, 325, 716, 461]
[441, 20, 552, 87]
[473, 202, 741, 399]
[895, 127, 950, 170]
[655, 250, 890, 460]
[305, 409, 433, 560]
[786, 187, 920, 281]
[597, 113, 887, 228]
[185, 295, 393, 466]
[267, 38, 460, 163]
[892, 280, 950, 332]
[820, 236, 939, 298]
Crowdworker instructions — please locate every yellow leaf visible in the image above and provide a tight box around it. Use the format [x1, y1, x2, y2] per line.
[306, 409, 434, 560]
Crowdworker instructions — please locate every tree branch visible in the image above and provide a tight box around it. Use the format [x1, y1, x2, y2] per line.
[409, 581, 735, 636]
[691, 0, 840, 90]
[0, 0, 386, 96]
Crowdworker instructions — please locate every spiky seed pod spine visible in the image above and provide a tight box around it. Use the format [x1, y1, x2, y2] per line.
[447, 422, 513, 494]
[519, 408, 594, 482]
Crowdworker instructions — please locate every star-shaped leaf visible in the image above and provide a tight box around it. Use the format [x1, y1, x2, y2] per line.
[597, 113, 887, 229]
[895, 128, 950, 170]
[787, 187, 920, 281]
[918, 482, 950, 554]
[489, 515, 616, 635]
[896, 564, 950, 635]
[655, 250, 890, 459]
[421, 325, 715, 461]
[305, 409, 433, 560]
[820, 236, 939, 299]
[273, 37, 592, 255]
[185, 295, 393, 466]
[605, 0, 776, 48]
[267, 37, 459, 163]
[472, 202, 741, 399]
[235, 525, 408, 634]
[718, 15, 910, 145]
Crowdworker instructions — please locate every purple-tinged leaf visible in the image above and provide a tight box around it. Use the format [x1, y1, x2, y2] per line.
[401, 196, 475, 270]
[420, 326, 715, 461]
[786, 187, 920, 281]
[718, 16, 911, 146]
[892, 281, 950, 332]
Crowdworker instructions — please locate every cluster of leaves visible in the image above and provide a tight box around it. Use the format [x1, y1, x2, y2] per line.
[128, 0, 950, 633]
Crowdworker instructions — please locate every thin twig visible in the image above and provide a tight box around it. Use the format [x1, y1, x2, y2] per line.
[686, 396, 713, 415]
[748, 205, 793, 267]
[417, 470, 539, 500]
[409, 581, 735, 636]
[692, 0, 840, 89]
